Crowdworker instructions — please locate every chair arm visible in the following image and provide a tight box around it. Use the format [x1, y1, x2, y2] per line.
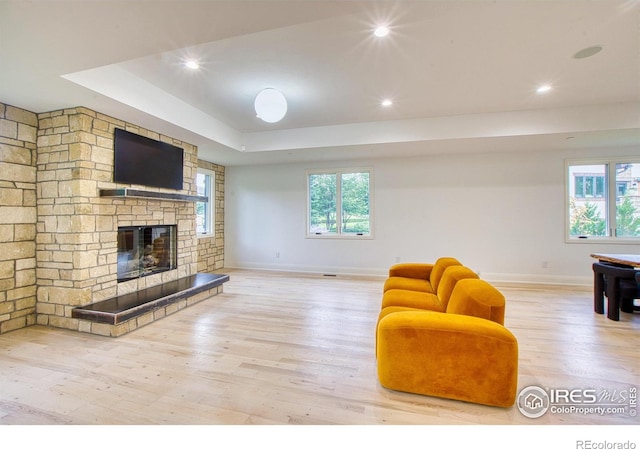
[376, 310, 518, 407]
[388, 263, 433, 279]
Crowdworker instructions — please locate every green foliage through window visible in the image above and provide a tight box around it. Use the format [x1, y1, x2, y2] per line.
[569, 199, 606, 236]
[616, 196, 640, 237]
[568, 161, 640, 239]
[308, 170, 372, 236]
[309, 173, 337, 233]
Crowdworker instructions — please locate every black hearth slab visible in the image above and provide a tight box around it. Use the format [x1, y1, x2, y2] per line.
[72, 273, 229, 325]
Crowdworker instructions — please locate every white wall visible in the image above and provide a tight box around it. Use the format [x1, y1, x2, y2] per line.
[225, 145, 639, 285]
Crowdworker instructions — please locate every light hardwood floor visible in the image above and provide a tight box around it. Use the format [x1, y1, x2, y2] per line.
[0, 269, 638, 426]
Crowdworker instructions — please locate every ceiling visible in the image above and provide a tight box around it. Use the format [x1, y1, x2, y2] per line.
[1, 0, 638, 166]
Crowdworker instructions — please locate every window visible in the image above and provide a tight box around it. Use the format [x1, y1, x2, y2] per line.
[574, 174, 605, 198]
[567, 159, 640, 241]
[196, 169, 215, 236]
[307, 168, 373, 238]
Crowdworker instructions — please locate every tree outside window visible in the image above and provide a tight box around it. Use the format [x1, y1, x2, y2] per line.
[341, 172, 370, 234]
[309, 173, 337, 233]
[308, 169, 372, 237]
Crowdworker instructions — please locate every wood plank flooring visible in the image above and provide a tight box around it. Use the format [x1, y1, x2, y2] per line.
[0, 269, 638, 426]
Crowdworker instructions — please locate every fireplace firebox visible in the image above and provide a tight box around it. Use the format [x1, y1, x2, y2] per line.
[117, 225, 177, 282]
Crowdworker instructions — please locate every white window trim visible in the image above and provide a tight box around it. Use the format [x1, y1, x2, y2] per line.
[565, 157, 640, 245]
[305, 167, 374, 240]
[196, 168, 215, 238]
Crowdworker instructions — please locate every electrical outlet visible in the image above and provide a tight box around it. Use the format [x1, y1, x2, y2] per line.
[541, 261, 548, 269]
[395, 256, 401, 263]
[276, 252, 280, 259]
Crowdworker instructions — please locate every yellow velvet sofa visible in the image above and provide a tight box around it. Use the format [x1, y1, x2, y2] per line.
[382, 264, 479, 312]
[383, 257, 462, 294]
[376, 278, 519, 408]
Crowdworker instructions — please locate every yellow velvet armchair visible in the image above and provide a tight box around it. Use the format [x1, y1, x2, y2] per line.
[376, 278, 519, 408]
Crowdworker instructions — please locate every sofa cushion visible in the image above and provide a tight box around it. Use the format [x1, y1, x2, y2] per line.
[378, 305, 424, 324]
[383, 257, 461, 294]
[446, 279, 505, 325]
[381, 265, 478, 312]
[388, 262, 434, 279]
[383, 276, 434, 293]
[429, 257, 462, 292]
[381, 289, 442, 311]
[434, 266, 479, 310]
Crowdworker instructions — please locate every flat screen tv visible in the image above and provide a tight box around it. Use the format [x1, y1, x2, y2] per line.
[113, 128, 184, 190]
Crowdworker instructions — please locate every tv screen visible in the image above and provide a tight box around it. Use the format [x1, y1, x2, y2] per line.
[113, 128, 184, 190]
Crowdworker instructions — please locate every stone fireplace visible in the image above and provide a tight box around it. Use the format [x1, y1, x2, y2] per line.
[0, 101, 226, 336]
[34, 107, 217, 336]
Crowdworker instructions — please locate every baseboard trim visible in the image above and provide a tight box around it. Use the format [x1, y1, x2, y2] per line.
[225, 262, 387, 279]
[224, 263, 592, 287]
[478, 272, 591, 287]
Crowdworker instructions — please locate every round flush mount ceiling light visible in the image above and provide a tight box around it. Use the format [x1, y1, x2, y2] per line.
[374, 25, 390, 37]
[184, 60, 200, 69]
[573, 45, 603, 59]
[254, 88, 288, 123]
[381, 99, 393, 107]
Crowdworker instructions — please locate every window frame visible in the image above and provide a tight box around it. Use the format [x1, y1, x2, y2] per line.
[196, 168, 215, 238]
[305, 167, 374, 239]
[565, 157, 640, 244]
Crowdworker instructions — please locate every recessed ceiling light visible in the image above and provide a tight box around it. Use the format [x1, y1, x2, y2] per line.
[573, 45, 603, 59]
[374, 25, 390, 37]
[381, 99, 393, 107]
[536, 84, 552, 94]
[185, 60, 200, 70]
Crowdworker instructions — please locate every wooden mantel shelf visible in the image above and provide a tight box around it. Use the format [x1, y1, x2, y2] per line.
[99, 188, 208, 203]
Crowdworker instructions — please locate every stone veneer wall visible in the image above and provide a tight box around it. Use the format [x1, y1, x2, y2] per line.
[0, 104, 38, 334]
[0, 101, 226, 335]
[197, 160, 225, 273]
[34, 107, 203, 333]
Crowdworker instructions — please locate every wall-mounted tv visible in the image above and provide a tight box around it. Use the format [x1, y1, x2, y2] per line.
[113, 128, 184, 190]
